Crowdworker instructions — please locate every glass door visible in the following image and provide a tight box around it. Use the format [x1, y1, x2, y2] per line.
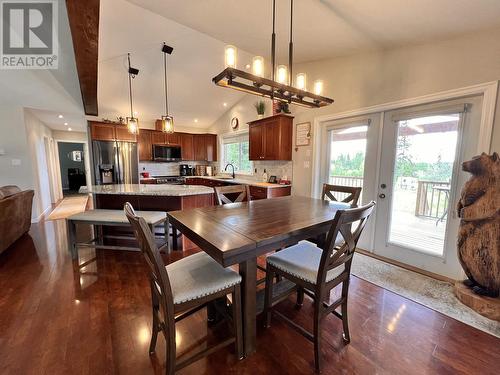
[322, 115, 381, 249]
[374, 97, 483, 278]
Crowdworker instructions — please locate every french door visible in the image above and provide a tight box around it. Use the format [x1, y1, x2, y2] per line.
[317, 96, 484, 278]
[373, 97, 483, 278]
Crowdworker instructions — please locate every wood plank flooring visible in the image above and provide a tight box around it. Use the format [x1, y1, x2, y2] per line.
[0, 219, 498, 374]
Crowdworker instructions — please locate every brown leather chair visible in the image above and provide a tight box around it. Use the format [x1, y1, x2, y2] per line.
[0, 186, 34, 254]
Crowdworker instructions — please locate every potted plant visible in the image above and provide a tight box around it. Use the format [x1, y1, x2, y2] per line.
[254, 100, 266, 119]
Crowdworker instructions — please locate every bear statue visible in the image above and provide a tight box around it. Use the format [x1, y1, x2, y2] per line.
[457, 152, 500, 297]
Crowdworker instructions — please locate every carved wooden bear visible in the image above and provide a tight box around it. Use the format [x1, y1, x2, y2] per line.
[457, 152, 500, 297]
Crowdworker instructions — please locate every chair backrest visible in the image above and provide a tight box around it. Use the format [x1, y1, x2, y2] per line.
[214, 184, 251, 205]
[317, 201, 376, 286]
[124, 202, 174, 322]
[321, 183, 362, 207]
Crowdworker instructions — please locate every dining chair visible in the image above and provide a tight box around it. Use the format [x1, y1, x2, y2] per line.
[124, 203, 243, 374]
[263, 201, 376, 372]
[214, 184, 251, 205]
[321, 183, 362, 207]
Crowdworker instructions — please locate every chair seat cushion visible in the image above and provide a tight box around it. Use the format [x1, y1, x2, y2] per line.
[166, 252, 241, 304]
[267, 241, 344, 285]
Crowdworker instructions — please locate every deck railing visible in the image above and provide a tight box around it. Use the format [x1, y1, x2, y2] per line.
[328, 175, 364, 187]
[415, 180, 451, 219]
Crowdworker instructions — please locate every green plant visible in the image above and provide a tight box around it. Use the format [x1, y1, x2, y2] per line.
[254, 100, 266, 115]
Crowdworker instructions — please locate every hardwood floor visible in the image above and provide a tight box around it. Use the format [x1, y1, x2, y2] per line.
[0, 219, 498, 374]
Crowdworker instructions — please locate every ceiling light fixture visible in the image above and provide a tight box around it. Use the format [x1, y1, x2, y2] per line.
[58, 114, 63, 118]
[194, 118, 198, 123]
[68, 128, 72, 131]
[64, 122, 68, 126]
[213, 0, 333, 108]
[126, 53, 139, 135]
[160, 42, 174, 133]
[223, 102, 227, 107]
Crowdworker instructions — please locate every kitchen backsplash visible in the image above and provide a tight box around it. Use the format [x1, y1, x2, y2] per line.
[139, 161, 218, 176]
[227, 160, 293, 183]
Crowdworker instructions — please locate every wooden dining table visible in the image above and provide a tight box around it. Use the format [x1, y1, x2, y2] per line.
[167, 195, 349, 356]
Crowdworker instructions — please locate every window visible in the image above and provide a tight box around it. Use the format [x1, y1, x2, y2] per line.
[222, 133, 252, 174]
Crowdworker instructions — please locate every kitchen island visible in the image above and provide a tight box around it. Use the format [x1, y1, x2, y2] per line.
[80, 184, 215, 250]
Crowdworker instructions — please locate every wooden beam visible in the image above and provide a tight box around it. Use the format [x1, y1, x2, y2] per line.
[66, 0, 99, 116]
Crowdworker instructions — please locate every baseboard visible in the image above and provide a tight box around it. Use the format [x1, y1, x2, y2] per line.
[31, 204, 52, 224]
[355, 248, 456, 284]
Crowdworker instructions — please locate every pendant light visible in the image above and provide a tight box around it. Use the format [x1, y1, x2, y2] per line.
[160, 42, 174, 133]
[212, 0, 333, 108]
[126, 53, 139, 134]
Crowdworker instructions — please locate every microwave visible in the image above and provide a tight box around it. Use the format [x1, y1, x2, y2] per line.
[153, 145, 182, 162]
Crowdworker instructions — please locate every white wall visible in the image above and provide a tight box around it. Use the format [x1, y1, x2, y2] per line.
[0, 107, 35, 191]
[210, 27, 500, 197]
[24, 110, 54, 221]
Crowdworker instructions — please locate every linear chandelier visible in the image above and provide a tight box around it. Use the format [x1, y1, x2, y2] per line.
[212, 0, 334, 108]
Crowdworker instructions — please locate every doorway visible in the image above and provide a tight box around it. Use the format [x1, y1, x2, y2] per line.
[57, 142, 87, 196]
[314, 92, 488, 279]
[373, 96, 483, 278]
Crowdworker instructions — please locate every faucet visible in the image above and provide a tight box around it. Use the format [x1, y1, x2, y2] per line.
[224, 163, 235, 179]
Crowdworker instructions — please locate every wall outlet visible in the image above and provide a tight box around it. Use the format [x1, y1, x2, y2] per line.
[303, 161, 310, 169]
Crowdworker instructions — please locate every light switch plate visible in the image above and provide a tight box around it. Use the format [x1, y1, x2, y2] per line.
[11, 158, 21, 166]
[304, 161, 310, 169]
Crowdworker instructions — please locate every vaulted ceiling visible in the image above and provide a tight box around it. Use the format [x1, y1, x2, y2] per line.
[95, 0, 500, 131]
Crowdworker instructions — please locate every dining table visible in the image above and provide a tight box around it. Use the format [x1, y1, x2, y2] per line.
[167, 195, 349, 356]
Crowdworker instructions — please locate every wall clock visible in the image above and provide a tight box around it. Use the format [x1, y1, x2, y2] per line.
[231, 117, 239, 130]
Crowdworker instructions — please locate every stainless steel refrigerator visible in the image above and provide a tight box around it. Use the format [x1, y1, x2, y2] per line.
[92, 140, 139, 185]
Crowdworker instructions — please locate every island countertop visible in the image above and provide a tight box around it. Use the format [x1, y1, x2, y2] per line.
[80, 184, 214, 196]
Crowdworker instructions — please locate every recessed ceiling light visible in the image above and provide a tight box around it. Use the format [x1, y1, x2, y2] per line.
[245, 64, 251, 69]
[64, 122, 68, 126]
[194, 119, 198, 123]
[58, 114, 63, 118]
[223, 102, 227, 107]
[68, 128, 72, 131]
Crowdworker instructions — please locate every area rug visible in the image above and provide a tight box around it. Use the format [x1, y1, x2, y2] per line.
[351, 252, 500, 338]
[47, 195, 89, 220]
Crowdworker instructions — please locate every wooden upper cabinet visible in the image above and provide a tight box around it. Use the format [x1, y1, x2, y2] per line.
[166, 132, 180, 145]
[249, 124, 264, 160]
[193, 134, 206, 161]
[137, 130, 152, 161]
[192, 134, 217, 161]
[115, 125, 137, 142]
[89, 122, 137, 142]
[205, 134, 217, 162]
[248, 114, 293, 161]
[180, 133, 194, 161]
[151, 131, 166, 145]
[90, 122, 115, 141]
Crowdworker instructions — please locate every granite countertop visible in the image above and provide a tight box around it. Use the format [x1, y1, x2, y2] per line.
[80, 184, 214, 196]
[186, 176, 291, 189]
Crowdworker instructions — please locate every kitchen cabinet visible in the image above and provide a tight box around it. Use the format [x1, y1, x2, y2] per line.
[90, 122, 115, 141]
[137, 130, 152, 161]
[180, 133, 194, 160]
[154, 120, 180, 145]
[193, 134, 217, 162]
[248, 114, 293, 161]
[151, 131, 166, 145]
[89, 122, 137, 142]
[115, 125, 137, 142]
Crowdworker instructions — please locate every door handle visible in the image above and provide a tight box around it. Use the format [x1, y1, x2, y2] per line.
[378, 193, 386, 199]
